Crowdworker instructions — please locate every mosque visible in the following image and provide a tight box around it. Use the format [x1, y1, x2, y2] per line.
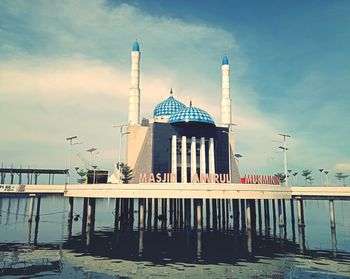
[112, 41, 241, 184]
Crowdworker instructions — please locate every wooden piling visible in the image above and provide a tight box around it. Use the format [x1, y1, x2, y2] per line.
[257, 200, 262, 232]
[264, 199, 270, 230]
[205, 199, 210, 230]
[212, 199, 217, 230]
[222, 199, 226, 230]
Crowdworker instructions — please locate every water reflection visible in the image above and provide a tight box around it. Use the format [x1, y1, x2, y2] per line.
[1, 197, 350, 278]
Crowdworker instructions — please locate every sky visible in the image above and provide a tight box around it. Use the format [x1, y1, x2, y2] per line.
[1, 0, 350, 185]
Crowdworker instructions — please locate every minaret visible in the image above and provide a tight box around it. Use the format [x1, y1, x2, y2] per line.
[128, 41, 141, 125]
[221, 55, 231, 127]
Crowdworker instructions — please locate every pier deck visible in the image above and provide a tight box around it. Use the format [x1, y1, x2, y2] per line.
[1, 183, 350, 200]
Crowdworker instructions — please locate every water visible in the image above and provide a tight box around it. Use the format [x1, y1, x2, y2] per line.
[0, 196, 350, 278]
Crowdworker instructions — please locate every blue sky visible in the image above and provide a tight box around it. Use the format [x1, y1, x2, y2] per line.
[1, 0, 350, 184]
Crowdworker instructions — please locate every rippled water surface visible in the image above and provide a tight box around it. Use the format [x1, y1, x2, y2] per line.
[0, 196, 349, 278]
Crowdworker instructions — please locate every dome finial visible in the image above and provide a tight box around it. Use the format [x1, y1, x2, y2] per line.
[190, 100, 192, 107]
[170, 88, 173, 95]
[222, 55, 229, 65]
[132, 40, 140, 51]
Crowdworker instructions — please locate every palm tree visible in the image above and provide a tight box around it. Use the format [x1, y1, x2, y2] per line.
[301, 169, 312, 185]
[335, 172, 349, 186]
[76, 168, 88, 184]
[275, 173, 286, 185]
[335, 172, 344, 185]
[116, 163, 133, 184]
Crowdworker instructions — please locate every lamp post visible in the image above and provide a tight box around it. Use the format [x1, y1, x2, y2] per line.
[324, 170, 329, 185]
[278, 133, 291, 186]
[92, 165, 97, 184]
[113, 124, 129, 184]
[318, 168, 324, 186]
[66, 136, 82, 184]
[86, 148, 97, 170]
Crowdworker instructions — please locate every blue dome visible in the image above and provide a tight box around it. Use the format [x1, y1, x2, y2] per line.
[169, 104, 215, 125]
[153, 95, 186, 118]
[222, 55, 229, 65]
[132, 41, 140, 51]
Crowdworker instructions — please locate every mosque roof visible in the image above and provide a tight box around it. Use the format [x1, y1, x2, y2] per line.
[132, 41, 140, 51]
[153, 91, 186, 118]
[222, 55, 229, 65]
[168, 102, 215, 125]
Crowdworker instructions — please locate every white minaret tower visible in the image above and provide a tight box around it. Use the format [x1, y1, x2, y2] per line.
[128, 41, 141, 125]
[221, 55, 231, 127]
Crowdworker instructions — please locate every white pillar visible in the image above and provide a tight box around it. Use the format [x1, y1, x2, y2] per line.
[171, 135, 177, 182]
[191, 137, 197, 182]
[181, 136, 187, 183]
[200, 137, 206, 175]
[209, 138, 215, 175]
[221, 56, 231, 127]
[128, 42, 141, 125]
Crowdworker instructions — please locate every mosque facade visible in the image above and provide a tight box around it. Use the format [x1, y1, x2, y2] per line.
[125, 41, 240, 184]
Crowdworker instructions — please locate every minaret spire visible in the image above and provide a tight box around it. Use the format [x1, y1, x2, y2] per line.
[221, 55, 231, 127]
[128, 41, 141, 125]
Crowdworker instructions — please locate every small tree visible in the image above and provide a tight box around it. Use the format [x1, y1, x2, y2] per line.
[76, 168, 88, 184]
[275, 173, 286, 185]
[335, 172, 349, 186]
[301, 169, 312, 185]
[116, 163, 133, 184]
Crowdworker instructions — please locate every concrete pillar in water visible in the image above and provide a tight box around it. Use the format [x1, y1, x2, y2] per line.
[233, 199, 239, 229]
[272, 199, 276, 233]
[86, 198, 96, 246]
[331, 228, 337, 256]
[217, 199, 222, 231]
[282, 199, 287, 229]
[138, 230, 144, 256]
[296, 199, 305, 227]
[241, 199, 246, 229]
[171, 135, 177, 182]
[67, 197, 74, 240]
[290, 199, 296, 241]
[277, 199, 284, 227]
[246, 200, 252, 230]
[82, 198, 88, 236]
[264, 199, 270, 230]
[153, 198, 158, 230]
[200, 137, 206, 176]
[197, 231, 202, 260]
[28, 196, 34, 223]
[179, 199, 184, 228]
[257, 200, 262, 233]
[196, 200, 202, 231]
[212, 199, 217, 230]
[181, 136, 187, 183]
[329, 199, 336, 229]
[33, 196, 41, 244]
[222, 199, 226, 230]
[139, 199, 145, 230]
[205, 199, 210, 230]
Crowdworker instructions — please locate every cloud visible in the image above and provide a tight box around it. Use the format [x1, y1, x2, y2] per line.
[1, 0, 336, 179]
[334, 163, 350, 172]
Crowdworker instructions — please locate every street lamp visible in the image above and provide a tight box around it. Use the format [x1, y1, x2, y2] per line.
[318, 168, 324, 186]
[278, 133, 291, 186]
[324, 170, 329, 185]
[66, 136, 82, 184]
[92, 165, 97, 184]
[86, 148, 97, 170]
